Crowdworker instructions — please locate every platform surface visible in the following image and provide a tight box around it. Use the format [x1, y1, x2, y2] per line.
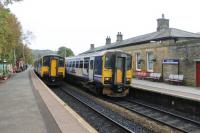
[0, 69, 61, 133]
[0, 68, 96, 133]
[131, 78, 200, 102]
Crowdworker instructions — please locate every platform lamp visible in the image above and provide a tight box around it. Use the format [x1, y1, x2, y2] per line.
[3, 59, 7, 76]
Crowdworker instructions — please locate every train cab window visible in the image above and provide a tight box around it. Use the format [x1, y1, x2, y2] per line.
[90, 60, 93, 69]
[43, 56, 50, 66]
[105, 56, 112, 69]
[76, 61, 79, 68]
[80, 61, 83, 68]
[94, 56, 102, 75]
[126, 56, 132, 70]
[58, 58, 64, 67]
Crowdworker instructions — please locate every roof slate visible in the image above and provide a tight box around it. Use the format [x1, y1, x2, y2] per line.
[80, 28, 200, 54]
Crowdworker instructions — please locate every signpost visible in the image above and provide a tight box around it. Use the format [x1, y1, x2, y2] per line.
[162, 59, 180, 80]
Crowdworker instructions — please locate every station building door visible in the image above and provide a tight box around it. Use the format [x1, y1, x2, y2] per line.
[196, 62, 200, 87]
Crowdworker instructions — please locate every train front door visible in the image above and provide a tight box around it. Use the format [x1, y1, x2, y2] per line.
[196, 62, 200, 87]
[116, 57, 125, 84]
[51, 59, 57, 77]
[89, 57, 94, 81]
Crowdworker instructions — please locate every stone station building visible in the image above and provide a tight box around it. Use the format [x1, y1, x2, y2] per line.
[82, 15, 200, 87]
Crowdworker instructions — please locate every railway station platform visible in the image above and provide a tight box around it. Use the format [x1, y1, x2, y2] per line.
[131, 78, 200, 102]
[0, 68, 97, 133]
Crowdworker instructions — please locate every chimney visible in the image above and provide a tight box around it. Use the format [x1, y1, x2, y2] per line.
[157, 14, 169, 31]
[116, 32, 123, 42]
[105, 36, 111, 45]
[90, 44, 94, 50]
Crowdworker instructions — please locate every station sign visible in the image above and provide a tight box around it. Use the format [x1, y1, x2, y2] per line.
[163, 59, 179, 64]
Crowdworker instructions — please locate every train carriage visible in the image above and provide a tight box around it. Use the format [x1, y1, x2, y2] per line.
[65, 50, 132, 97]
[34, 55, 65, 85]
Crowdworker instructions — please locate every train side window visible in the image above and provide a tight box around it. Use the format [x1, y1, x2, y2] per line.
[72, 61, 75, 68]
[80, 61, 83, 68]
[84, 58, 89, 69]
[90, 60, 93, 69]
[69, 61, 72, 67]
[76, 61, 79, 68]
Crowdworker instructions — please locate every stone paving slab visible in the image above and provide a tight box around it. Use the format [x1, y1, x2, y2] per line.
[0, 68, 61, 133]
[131, 78, 200, 102]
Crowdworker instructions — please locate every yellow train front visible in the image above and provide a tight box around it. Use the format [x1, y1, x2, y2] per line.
[34, 55, 65, 85]
[66, 50, 132, 97]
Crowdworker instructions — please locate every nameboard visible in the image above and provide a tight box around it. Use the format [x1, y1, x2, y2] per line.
[163, 59, 179, 64]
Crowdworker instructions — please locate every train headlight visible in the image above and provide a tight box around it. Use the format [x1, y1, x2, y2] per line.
[126, 78, 131, 84]
[104, 77, 112, 84]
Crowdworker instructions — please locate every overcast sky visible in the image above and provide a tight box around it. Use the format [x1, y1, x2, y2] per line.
[9, 0, 200, 55]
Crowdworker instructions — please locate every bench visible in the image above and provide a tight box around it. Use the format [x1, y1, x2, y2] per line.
[165, 74, 184, 85]
[135, 71, 149, 79]
[149, 72, 161, 81]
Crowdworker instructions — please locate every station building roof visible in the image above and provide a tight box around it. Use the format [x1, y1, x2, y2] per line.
[80, 28, 200, 55]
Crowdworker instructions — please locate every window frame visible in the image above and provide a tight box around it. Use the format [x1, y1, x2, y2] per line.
[136, 53, 141, 71]
[146, 52, 154, 72]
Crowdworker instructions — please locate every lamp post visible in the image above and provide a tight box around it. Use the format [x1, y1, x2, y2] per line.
[3, 59, 7, 76]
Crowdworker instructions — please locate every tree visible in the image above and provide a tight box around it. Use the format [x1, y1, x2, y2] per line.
[0, 4, 33, 65]
[0, 0, 22, 6]
[57, 46, 74, 57]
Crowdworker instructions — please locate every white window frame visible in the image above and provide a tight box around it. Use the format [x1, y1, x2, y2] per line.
[146, 52, 153, 72]
[136, 53, 141, 71]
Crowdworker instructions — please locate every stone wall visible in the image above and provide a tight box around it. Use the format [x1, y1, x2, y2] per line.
[115, 39, 200, 86]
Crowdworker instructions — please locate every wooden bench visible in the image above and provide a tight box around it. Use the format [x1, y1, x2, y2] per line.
[165, 74, 184, 85]
[149, 72, 161, 81]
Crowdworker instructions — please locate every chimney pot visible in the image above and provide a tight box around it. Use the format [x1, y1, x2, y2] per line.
[90, 44, 94, 50]
[116, 32, 123, 42]
[106, 36, 111, 45]
[157, 14, 169, 31]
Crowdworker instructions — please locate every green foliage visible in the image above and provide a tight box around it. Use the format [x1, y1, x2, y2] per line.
[57, 46, 74, 57]
[0, 0, 22, 6]
[0, 4, 33, 65]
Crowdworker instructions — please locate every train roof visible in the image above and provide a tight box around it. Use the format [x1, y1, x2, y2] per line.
[66, 49, 130, 60]
[42, 54, 64, 58]
[34, 54, 64, 62]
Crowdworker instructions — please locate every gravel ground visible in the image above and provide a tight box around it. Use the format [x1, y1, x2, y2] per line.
[52, 86, 152, 133]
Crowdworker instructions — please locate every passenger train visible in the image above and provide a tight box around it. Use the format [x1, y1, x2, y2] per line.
[34, 55, 65, 85]
[65, 50, 132, 97]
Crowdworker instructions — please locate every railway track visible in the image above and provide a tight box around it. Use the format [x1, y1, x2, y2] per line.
[51, 85, 152, 133]
[111, 98, 200, 133]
